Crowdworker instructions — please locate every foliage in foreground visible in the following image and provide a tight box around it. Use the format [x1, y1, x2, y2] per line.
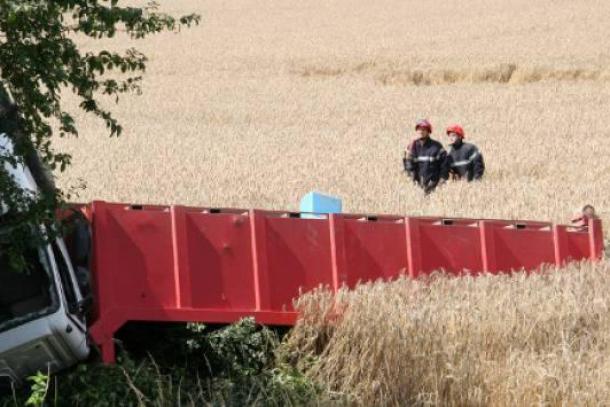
[0, 318, 324, 407]
[0, 1, 199, 269]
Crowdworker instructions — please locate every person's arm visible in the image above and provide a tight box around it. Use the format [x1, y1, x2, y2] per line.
[437, 147, 448, 184]
[402, 150, 411, 172]
[403, 141, 418, 181]
[440, 150, 450, 181]
[570, 214, 587, 232]
[472, 149, 485, 180]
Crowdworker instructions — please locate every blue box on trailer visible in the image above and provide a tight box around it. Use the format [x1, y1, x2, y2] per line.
[300, 192, 342, 218]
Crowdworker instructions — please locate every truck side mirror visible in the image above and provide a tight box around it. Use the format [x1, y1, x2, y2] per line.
[74, 296, 93, 318]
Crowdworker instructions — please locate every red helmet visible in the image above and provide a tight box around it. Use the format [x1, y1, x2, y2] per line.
[415, 119, 432, 133]
[446, 124, 465, 138]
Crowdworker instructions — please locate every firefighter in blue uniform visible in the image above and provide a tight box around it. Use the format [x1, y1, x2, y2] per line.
[444, 124, 485, 181]
[403, 119, 448, 194]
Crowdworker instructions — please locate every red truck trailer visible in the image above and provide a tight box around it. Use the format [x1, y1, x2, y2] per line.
[85, 201, 603, 364]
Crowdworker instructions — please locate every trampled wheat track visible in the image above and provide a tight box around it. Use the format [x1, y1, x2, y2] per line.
[294, 61, 610, 86]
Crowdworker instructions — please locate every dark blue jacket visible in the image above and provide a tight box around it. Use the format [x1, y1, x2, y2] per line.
[447, 141, 485, 181]
[403, 138, 448, 193]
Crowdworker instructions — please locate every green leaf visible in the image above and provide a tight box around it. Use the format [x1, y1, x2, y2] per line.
[0, 1, 199, 272]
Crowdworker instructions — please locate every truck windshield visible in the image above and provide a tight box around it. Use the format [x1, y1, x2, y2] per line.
[0, 240, 58, 332]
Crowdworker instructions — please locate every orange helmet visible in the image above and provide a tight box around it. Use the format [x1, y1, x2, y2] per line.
[446, 124, 465, 138]
[415, 119, 432, 133]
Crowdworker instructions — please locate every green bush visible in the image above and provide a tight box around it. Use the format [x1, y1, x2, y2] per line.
[1, 318, 324, 407]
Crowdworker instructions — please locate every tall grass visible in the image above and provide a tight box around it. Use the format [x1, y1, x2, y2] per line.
[282, 261, 610, 405]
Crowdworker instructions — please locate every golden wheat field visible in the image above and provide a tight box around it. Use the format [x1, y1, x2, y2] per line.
[53, 0, 610, 404]
[285, 262, 610, 405]
[55, 0, 610, 227]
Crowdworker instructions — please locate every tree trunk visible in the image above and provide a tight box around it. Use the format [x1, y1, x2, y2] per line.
[0, 84, 57, 196]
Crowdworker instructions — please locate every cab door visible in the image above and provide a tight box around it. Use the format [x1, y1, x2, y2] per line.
[49, 240, 87, 333]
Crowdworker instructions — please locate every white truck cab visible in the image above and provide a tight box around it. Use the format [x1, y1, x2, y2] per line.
[0, 133, 90, 388]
